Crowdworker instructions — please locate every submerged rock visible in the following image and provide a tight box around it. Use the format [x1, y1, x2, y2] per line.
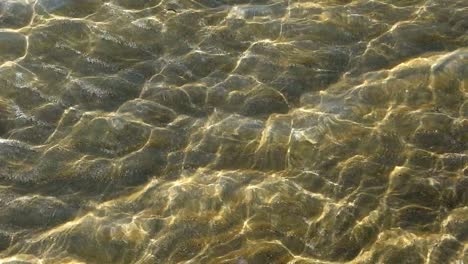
[37, 0, 103, 17]
[0, 139, 38, 181]
[111, 0, 160, 9]
[427, 236, 462, 264]
[0, 0, 33, 29]
[117, 99, 177, 126]
[0, 230, 11, 251]
[67, 115, 151, 157]
[0, 195, 75, 228]
[443, 208, 468, 241]
[0, 32, 26, 63]
[241, 87, 289, 116]
[63, 77, 140, 111]
[0, 97, 14, 135]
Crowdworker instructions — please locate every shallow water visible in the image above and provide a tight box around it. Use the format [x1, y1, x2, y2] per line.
[0, 0, 467, 263]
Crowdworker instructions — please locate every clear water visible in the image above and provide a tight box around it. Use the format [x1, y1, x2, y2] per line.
[0, 0, 467, 263]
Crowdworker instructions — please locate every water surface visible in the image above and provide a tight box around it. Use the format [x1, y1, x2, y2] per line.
[0, 0, 467, 263]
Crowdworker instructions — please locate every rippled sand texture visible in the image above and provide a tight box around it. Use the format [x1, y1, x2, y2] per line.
[0, 0, 467, 263]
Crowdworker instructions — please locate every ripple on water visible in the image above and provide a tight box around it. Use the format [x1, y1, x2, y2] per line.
[0, 0, 467, 263]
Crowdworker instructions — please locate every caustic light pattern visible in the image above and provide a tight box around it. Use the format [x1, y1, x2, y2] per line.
[0, 0, 467, 263]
